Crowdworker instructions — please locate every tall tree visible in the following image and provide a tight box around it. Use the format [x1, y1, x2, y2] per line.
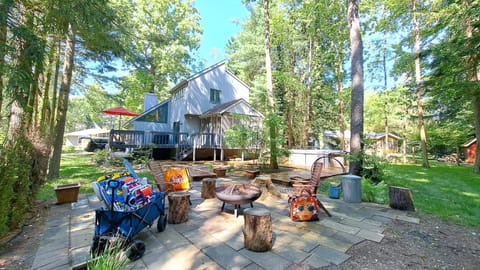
[262, 0, 279, 169]
[412, 0, 429, 168]
[348, 0, 365, 175]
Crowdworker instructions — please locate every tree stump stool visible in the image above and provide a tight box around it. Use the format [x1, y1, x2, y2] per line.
[167, 191, 190, 224]
[243, 208, 272, 252]
[251, 176, 282, 199]
[389, 186, 415, 211]
[201, 178, 216, 199]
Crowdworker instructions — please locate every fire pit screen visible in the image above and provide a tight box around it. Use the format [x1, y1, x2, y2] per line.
[215, 183, 262, 217]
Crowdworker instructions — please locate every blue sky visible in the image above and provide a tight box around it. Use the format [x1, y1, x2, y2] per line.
[194, 0, 249, 65]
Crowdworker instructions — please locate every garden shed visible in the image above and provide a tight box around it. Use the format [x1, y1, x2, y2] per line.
[462, 138, 477, 163]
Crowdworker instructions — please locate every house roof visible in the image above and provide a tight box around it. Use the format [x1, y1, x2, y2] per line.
[462, 138, 477, 147]
[324, 131, 401, 140]
[65, 128, 110, 137]
[365, 132, 401, 140]
[200, 98, 264, 118]
[170, 61, 250, 94]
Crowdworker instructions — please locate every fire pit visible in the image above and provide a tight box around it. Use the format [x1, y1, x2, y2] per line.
[215, 183, 262, 217]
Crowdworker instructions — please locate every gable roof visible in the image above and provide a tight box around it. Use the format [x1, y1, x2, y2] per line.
[365, 132, 401, 140]
[200, 98, 264, 118]
[170, 61, 249, 94]
[462, 138, 477, 147]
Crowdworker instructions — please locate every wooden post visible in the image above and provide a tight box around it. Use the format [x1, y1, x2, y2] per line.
[201, 178, 216, 199]
[243, 208, 272, 252]
[167, 191, 190, 224]
[389, 186, 415, 211]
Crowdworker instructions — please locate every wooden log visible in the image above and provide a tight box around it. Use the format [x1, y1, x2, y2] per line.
[167, 191, 190, 224]
[201, 178, 216, 199]
[243, 208, 272, 252]
[389, 186, 415, 211]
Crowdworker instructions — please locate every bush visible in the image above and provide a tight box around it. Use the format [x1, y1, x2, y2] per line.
[361, 177, 389, 204]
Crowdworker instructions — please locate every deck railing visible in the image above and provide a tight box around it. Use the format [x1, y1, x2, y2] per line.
[108, 129, 260, 152]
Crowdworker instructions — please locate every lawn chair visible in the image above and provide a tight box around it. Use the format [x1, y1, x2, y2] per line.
[147, 161, 192, 204]
[289, 157, 331, 217]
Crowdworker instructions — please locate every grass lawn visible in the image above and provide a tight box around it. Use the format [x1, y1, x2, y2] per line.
[384, 162, 480, 227]
[37, 153, 153, 201]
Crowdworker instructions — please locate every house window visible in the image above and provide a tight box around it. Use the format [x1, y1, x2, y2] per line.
[210, 88, 221, 104]
[138, 102, 168, 123]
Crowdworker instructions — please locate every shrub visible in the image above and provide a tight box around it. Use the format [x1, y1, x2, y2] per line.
[361, 177, 389, 204]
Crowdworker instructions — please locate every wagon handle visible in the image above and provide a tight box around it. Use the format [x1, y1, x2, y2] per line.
[107, 179, 121, 211]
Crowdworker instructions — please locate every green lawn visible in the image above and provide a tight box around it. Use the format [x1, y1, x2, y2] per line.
[384, 162, 480, 226]
[37, 154, 153, 201]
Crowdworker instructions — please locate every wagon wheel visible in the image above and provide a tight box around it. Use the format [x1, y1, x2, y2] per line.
[125, 240, 146, 261]
[90, 236, 108, 257]
[157, 214, 167, 232]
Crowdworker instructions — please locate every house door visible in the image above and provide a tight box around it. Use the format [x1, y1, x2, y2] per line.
[173, 121, 180, 144]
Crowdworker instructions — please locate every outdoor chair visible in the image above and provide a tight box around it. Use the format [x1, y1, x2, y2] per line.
[288, 158, 332, 217]
[147, 161, 192, 205]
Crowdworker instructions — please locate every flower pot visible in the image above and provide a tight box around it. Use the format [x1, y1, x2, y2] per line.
[213, 167, 227, 177]
[54, 183, 80, 204]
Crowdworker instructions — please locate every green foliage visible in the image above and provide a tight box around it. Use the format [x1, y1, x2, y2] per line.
[361, 178, 389, 204]
[92, 150, 110, 166]
[0, 137, 34, 238]
[88, 237, 129, 270]
[131, 144, 154, 165]
[347, 151, 387, 183]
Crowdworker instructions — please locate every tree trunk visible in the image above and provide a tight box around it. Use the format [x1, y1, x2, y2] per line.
[0, 0, 12, 123]
[413, 0, 430, 168]
[463, 2, 480, 173]
[336, 59, 346, 151]
[348, 0, 365, 175]
[263, 0, 278, 169]
[48, 23, 76, 180]
[49, 39, 61, 135]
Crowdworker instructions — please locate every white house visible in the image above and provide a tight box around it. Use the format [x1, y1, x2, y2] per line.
[116, 61, 263, 160]
[64, 128, 109, 149]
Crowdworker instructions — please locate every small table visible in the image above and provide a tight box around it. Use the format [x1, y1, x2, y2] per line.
[215, 183, 262, 217]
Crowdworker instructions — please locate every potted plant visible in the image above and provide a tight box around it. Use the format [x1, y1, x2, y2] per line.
[54, 183, 81, 204]
[213, 166, 227, 177]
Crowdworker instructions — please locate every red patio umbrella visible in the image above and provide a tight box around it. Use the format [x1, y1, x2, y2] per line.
[101, 106, 139, 129]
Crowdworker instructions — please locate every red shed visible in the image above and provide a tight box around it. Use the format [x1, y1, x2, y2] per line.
[462, 138, 477, 163]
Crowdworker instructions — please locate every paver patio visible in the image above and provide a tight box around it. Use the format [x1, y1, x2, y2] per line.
[31, 172, 419, 270]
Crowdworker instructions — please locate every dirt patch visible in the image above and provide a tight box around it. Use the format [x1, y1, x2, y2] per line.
[0, 200, 52, 270]
[321, 213, 480, 270]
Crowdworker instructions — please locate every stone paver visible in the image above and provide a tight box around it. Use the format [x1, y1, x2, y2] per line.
[31, 174, 421, 270]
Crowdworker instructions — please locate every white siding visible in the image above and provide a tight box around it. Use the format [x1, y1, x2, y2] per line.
[170, 63, 249, 135]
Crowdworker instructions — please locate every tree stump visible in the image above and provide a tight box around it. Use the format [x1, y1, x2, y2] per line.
[251, 176, 282, 199]
[243, 208, 272, 252]
[201, 178, 216, 199]
[246, 170, 260, 179]
[389, 186, 415, 211]
[167, 191, 190, 224]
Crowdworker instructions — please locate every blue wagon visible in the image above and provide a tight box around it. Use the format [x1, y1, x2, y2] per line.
[91, 160, 167, 261]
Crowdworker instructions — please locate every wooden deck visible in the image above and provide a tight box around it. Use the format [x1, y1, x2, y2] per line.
[270, 166, 348, 186]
